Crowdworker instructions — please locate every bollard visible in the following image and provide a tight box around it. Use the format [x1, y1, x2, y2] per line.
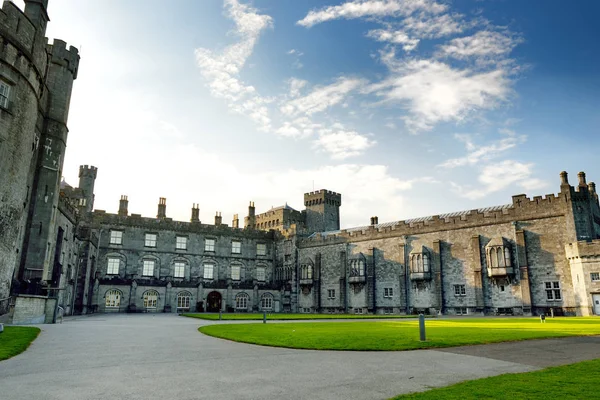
[419, 314, 426, 341]
[550, 308, 554, 318]
[219, 311, 222, 321]
[263, 311, 266, 324]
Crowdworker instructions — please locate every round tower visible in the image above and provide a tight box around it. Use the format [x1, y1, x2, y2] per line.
[78, 165, 97, 213]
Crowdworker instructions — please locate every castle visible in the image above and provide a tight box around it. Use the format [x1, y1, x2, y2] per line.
[1, 1, 600, 324]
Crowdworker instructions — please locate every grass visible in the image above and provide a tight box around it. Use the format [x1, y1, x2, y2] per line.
[0, 326, 41, 361]
[183, 313, 427, 320]
[392, 358, 600, 399]
[198, 317, 600, 351]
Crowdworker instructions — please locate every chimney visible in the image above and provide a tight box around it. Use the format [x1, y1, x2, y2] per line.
[247, 201, 256, 228]
[560, 171, 569, 186]
[232, 214, 239, 228]
[191, 204, 200, 223]
[370, 216, 378, 226]
[215, 211, 222, 226]
[118, 195, 128, 217]
[589, 182, 596, 195]
[157, 197, 167, 218]
[578, 172, 587, 189]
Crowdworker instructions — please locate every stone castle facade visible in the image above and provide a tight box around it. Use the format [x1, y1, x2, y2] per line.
[2, 1, 600, 324]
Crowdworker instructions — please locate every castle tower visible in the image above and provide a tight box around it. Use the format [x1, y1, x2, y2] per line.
[24, 0, 49, 34]
[78, 165, 97, 213]
[303, 189, 342, 234]
[19, 37, 80, 283]
[245, 201, 256, 228]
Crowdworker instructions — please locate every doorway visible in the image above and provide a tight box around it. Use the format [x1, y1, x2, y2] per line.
[207, 291, 222, 312]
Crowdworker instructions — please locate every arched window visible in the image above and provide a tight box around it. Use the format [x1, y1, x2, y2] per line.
[105, 289, 122, 308]
[358, 260, 365, 276]
[504, 247, 511, 267]
[496, 247, 504, 268]
[177, 291, 191, 311]
[235, 293, 249, 309]
[423, 254, 430, 272]
[307, 265, 313, 279]
[488, 250, 496, 268]
[143, 290, 159, 309]
[261, 293, 273, 310]
[416, 254, 422, 272]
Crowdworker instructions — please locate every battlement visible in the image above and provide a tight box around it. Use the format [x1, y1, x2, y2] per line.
[304, 189, 342, 206]
[79, 165, 98, 178]
[47, 39, 80, 79]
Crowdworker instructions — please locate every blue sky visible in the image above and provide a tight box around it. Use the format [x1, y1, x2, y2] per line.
[24, 0, 600, 228]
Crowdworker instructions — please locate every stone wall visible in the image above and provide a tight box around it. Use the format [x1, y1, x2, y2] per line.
[12, 295, 55, 324]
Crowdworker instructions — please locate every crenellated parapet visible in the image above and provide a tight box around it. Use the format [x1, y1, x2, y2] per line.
[46, 38, 79, 79]
[304, 189, 341, 207]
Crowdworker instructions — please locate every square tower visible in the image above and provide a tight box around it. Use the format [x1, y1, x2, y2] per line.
[304, 190, 342, 233]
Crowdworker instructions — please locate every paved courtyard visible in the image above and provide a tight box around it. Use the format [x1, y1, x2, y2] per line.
[1, 314, 599, 400]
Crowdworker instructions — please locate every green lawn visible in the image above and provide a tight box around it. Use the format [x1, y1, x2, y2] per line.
[183, 312, 425, 321]
[0, 326, 41, 361]
[198, 317, 600, 351]
[393, 358, 600, 399]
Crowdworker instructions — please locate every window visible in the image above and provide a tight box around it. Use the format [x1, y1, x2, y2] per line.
[454, 284, 466, 296]
[143, 290, 158, 308]
[257, 243, 267, 256]
[232, 240, 241, 254]
[261, 293, 273, 310]
[354, 308, 363, 314]
[591, 272, 600, 281]
[358, 260, 365, 276]
[301, 264, 313, 280]
[384, 307, 393, 315]
[142, 260, 155, 276]
[231, 265, 241, 280]
[203, 263, 214, 279]
[327, 289, 335, 299]
[105, 289, 121, 308]
[256, 267, 265, 281]
[176, 236, 187, 250]
[145, 233, 157, 247]
[177, 292, 191, 310]
[384, 287, 393, 297]
[0, 81, 9, 109]
[205, 238, 215, 252]
[411, 253, 430, 273]
[107, 257, 120, 275]
[174, 261, 185, 278]
[545, 281, 562, 301]
[109, 230, 122, 245]
[235, 293, 249, 309]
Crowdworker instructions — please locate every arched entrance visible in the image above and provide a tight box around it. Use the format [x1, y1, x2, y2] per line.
[206, 291, 222, 312]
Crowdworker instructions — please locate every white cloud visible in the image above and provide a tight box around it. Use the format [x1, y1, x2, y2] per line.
[288, 78, 308, 98]
[194, 0, 273, 130]
[402, 12, 465, 38]
[439, 30, 522, 61]
[368, 59, 511, 132]
[367, 29, 420, 51]
[451, 160, 546, 199]
[281, 77, 365, 116]
[313, 129, 376, 159]
[439, 132, 526, 168]
[297, 0, 447, 28]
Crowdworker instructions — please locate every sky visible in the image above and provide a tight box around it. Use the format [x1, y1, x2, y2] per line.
[19, 0, 600, 229]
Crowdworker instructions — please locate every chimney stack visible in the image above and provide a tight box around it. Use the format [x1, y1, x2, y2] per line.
[560, 171, 569, 186]
[247, 201, 256, 228]
[232, 214, 239, 228]
[578, 171, 587, 189]
[589, 182, 596, 195]
[215, 211, 222, 226]
[118, 195, 128, 217]
[157, 197, 167, 219]
[191, 203, 200, 223]
[370, 216, 379, 226]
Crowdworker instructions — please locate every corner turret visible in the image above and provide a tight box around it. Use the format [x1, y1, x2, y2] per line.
[78, 165, 97, 213]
